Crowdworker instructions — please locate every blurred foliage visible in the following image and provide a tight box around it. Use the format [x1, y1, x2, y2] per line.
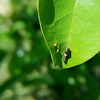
[0, 0, 100, 100]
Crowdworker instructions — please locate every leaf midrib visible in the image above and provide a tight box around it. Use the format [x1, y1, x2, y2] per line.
[67, 0, 77, 45]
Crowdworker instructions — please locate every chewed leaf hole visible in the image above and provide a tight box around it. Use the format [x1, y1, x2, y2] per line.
[54, 42, 59, 53]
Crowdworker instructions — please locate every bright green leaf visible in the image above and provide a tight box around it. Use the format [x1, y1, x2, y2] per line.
[38, 0, 100, 68]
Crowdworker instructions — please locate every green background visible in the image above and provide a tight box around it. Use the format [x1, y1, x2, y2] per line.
[0, 0, 100, 100]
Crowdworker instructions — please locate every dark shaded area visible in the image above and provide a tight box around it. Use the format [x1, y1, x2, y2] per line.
[39, 0, 55, 25]
[0, 0, 100, 100]
[0, 50, 6, 62]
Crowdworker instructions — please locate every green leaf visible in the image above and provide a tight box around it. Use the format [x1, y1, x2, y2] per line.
[38, 0, 100, 68]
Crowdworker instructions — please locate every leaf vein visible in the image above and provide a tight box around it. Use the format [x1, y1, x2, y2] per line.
[78, 1, 98, 29]
[51, 11, 73, 29]
[67, 0, 77, 44]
